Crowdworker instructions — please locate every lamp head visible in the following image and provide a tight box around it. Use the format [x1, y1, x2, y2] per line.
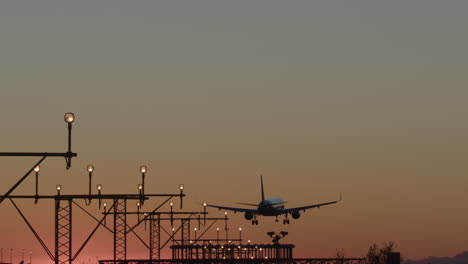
[239, 227, 242, 231]
[87, 165, 94, 173]
[203, 202, 207, 207]
[64, 113, 75, 124]
[170, 202, 174, 207]
[34, 166, 40, 173]
[140, 166, 147, 173]
[56, 185, 62, 191]
[138, 184, 143, 190]
[179, 184, 184, 190]
[96, 184, 102, 191]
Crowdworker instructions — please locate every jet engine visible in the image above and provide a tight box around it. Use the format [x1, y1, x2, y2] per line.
[244, 212, 254, 220]
[291, 211, 301, 219]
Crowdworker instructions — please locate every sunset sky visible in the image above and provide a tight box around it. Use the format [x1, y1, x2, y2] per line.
[1, 1, 467, 263]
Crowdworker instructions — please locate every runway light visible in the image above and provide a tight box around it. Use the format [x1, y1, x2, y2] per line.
[96, 184, 102, 191]
[64, 113, 75, 124]
[34, 166, 40, 173]
[140, 166, 147, 173]
[87, 165, 94, 173]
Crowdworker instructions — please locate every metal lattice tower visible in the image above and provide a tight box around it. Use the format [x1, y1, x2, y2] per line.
[149, 214, 161, 261]
[181, 219, 190, 245]
[113, 199, 127, 262]
[55, 199, 72, 264]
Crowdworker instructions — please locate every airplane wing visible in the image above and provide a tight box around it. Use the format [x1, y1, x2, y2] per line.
[206, 204, 258, 214]
[281, 194, 342, 214]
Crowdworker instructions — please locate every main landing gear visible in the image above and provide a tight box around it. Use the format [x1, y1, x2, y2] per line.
[251, 219, 259, 225]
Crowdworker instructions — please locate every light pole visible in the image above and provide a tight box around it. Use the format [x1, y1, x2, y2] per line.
[87, 165, 94, 204]
[140, 166, 147, 196]
[34, 166, 40, 204]
[96, 184, 102, 208]
[203, 202, 207, 224]
[64, 112, 75, 169]
[224, 211, 228, 241]
[239, 227, 242, 243]
[179, 184, 184, 209]
[56, 185, 61, 196]
[216, 227, 220, 244]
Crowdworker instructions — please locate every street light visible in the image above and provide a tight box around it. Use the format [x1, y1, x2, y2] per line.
[96, 184, 102, 208]
[34, 166, 40, 204]
[170, 201, 174, 226]
[139, 166, 147, 197]
[64, 112, 75, 169]
[87, 165, 94, 204]
[203, 201, 207, 224]
[64, 113, 75, 124]
[103, 202, 107, 226]
[179, 184, 184, 209]
[239, 227, 242, 243]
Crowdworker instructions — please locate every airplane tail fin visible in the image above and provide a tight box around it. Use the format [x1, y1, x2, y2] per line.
[260, 175, 265, 201]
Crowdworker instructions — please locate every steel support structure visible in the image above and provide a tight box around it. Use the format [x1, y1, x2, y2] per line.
[149, 214, 161, 261]
[55, 199, 72, 264]
[114, 198, 127, 262]
[181, 219, 191, 245]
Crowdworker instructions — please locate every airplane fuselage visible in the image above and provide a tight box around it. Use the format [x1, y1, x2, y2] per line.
[258, 197, 285, 216]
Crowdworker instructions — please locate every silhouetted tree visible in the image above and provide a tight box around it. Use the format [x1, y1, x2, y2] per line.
[333, 248, 346, 264]
[365, 241, 402, 264]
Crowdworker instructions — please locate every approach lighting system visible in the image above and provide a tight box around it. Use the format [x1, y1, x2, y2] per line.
[179, 184, 184, 209]
[64, 113, 75, 124]
[34, 166, 40, 204]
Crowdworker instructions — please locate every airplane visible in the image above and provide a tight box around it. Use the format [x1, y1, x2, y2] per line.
[206, 176, 341, 225]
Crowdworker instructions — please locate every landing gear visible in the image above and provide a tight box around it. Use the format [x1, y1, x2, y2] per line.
[275, 216, 279, 223]
[283, 219, 290, 225]
[251, 219, 259, 225]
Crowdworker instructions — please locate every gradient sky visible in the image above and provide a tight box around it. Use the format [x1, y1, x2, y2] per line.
[1, 1, 467, 263]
